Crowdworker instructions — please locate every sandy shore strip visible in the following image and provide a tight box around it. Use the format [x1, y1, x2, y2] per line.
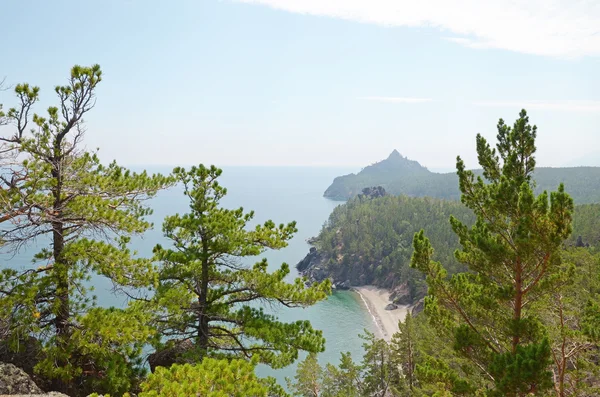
[353, 285, 408, 341]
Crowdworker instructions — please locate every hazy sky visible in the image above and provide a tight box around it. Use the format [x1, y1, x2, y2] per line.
[1, 0, 599, 169]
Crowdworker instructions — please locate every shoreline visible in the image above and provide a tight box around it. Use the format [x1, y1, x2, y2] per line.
[352, 286, 408, 341]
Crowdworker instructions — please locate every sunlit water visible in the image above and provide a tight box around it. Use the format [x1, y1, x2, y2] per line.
[1, 166, 376, 385]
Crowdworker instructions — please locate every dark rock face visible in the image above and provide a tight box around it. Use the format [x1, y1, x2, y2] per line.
[296, 246, 331, 283]
[335, 280, 351, 290]
[296, 246, 322, 273]
[296, 245, 361, 288]
[0, 362, 43, 395]
[411, 298, 425, 316]
[296, 245, 386, 294]
[385, 303, 398, 311]
[390, 283, 412, 305]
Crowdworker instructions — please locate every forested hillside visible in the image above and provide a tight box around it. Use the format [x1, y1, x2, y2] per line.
[324, 150, 600, 204]
[291, 245, 600, 397]
[298, 193, 600, 304]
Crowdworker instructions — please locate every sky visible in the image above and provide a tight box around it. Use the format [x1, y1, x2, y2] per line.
[0, 0, 599, 169]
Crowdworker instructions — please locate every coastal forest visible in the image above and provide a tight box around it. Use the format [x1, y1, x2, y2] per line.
[299, 193, 599, 305]
[1, 66, 600, 397]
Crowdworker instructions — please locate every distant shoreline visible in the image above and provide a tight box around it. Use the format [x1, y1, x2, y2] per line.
[352, 286, 408, 341]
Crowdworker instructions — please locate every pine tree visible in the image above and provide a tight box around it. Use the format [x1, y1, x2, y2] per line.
[360, 331, 403, 397]
[321, 352, 363, 397]
[288, 353, 323, 397]
[391, 312, 418, 392]
[140, 357, 288, 397]
[148, 165, 330, 369]
[411, 110, 574, 396]
[0, 65, 173, 395]
[539, 248, 600, 396]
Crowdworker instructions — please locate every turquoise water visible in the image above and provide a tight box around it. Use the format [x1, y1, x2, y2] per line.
[1, 166, 376, 384]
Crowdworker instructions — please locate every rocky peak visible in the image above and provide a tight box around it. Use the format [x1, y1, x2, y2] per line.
[387, 149, 402, 160]
[373, 150, 430, 174]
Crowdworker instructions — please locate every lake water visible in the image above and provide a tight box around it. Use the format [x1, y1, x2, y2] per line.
[1, 166, 376, 385]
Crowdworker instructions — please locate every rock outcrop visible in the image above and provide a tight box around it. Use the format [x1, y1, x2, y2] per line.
[389, 283, 412, 305]
[335, 280, 351, 290]
[296, 247, 323, 273]
[296, 247, 418, 304]
[0, 363, 43, 395]
[296, 246, 374, 288]
[411, 298, 425, 316]
[0, 362, 67, 396]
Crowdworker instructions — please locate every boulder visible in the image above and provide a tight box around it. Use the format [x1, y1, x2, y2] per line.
[330, 278, 336, 289]
[0, 362, 43, 395]
[384, 303, 398, 311]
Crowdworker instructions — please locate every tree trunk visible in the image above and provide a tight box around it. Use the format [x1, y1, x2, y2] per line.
[407, 335, 414, 391]
[512, 258, 523, 354]
[51, 159, 70, 393]
[197, 239, 210, 357]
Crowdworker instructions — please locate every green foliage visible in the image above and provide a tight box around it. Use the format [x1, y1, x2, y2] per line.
[148, 165, 330, 369]
[291, 245, 600, 396]
[570, 204, 600, 247]
[0, 65, 173, 395]
[391, 312, 417, 390]
[310, 187, 596, 307]
[289, 331, 404, 397]
[287, 353, 323, 397]
[312, 194, 475, 300]
[360, 330, 404, 397]
[408, 311, 488, 396]
[411, 110, 576, 395]
[140, 357, 283, 397]
[321, 352, 363, 397]
[324, 150, 600, 204]
[539, 247, 600, 396]
[288, 352, 364, 397]
[488, 338, 553, 396]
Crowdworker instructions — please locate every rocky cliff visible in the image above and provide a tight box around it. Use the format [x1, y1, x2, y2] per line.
[296, 246, 414, 304]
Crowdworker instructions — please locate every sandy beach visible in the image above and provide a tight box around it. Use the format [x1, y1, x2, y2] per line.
[353, 286, 408, 341]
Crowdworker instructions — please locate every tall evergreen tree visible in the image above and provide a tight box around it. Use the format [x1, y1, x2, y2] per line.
[360, 331, 403, 397]
[288, 353, 323, 397]
[0, 65, 172, 395]
[321, 352, 363, 397]
[411, 110, 574, 396]
[148, 165, 330, 369]
[391, 312, 418, 392]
